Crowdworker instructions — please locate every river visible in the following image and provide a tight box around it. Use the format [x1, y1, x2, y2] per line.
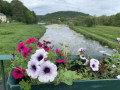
[39, 24, 113, 56]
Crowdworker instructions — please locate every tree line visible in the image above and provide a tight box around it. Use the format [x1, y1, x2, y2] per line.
[38, 10, 120, 27]
[69, 13, 120, 27]
[0, 0, 37, 24]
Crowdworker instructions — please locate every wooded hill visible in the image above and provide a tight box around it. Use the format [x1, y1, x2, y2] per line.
[0, 0, 37, 24]
[37, 11, 89, 21]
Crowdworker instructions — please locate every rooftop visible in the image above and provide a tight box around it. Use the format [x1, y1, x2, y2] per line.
[0, 13, 5, 16]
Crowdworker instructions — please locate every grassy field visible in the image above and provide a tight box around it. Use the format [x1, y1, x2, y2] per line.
[0, 23, 46, 79]
[70, 25, 120, 50]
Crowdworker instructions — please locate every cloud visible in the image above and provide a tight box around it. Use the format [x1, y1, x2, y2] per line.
[6, 0, 120, 16]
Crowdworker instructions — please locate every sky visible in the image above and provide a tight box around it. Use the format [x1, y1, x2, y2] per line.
[6, 0, 120, 16]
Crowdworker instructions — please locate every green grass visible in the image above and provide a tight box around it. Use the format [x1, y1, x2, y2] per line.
[70, 25, 120, 50]
[0, 23, 46, 79]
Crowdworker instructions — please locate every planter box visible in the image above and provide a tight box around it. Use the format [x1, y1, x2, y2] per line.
[7, 55, 120, 90]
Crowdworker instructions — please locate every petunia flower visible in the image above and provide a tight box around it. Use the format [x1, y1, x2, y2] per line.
[80, 55, 86, 60]
[112, 64, 116, 68]
[56, 49, 59, 54]
[26, 60, 40, 79]
[22, 49, 29, 58]
[42, 46, 50, 52]
[26, 37, 35, 45]
[38, 61, 57, 82]
[55, 59, 65, 63]
[16, 42, 27, 51]
[117, 38, 120, 44]
[90, 59, 99, 71]
[31, 49, 48, 65]
[38, 42, 43, 47]
[43, 40, 51, 44]
[12, 67, 25, 79]
[78, 48, 86, 52]
[117, 75, 120, 79]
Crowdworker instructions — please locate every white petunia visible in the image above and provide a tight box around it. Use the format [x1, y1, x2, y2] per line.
[117, 38, 120, 44]
[78, 48, 86, 52]
[112, 64, 116, 68]
[90, 59, 99, 71]
[83, 59, 89, 66]
[26, 60, 40, 79]
[117, 75, 120, 79]
[31, 49, 48, 65]
[80, 55, 86, 60]
[38, 61, 57, 83]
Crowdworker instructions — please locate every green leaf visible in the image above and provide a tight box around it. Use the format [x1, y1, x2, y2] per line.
[59, 70, 82, 85]
[19, 79, 31, 90]
[48, 49, 54, 58]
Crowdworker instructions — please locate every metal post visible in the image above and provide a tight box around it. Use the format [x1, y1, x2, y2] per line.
[1, 60, 6, 90]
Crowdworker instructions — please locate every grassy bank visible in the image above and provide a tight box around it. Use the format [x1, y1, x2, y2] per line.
[0, 23, 46, 78]
[70, 25, 120, 50]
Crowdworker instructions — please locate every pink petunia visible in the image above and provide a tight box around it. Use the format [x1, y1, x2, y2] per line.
[55, 59, 65, 63]
[43, 40, 51, 44]
[56, 49, 59, 54]
[26, 37, 35, 45]
[42, 46, 50, 52]
[22, 49, 29, 58]
[38, 42, 43, 47]
[16, 42, 27, 51]
[12, 67, 25, 79]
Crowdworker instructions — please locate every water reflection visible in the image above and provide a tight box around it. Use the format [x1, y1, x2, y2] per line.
[39, 24, 113, 56]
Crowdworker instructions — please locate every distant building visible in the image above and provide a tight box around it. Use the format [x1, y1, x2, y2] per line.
[0, 13, 6, 23]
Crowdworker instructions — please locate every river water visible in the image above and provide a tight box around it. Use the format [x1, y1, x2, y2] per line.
[39, 24, 113, 56]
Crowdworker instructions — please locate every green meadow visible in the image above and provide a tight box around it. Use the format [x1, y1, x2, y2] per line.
[0, 23, 46, 78]
[70, 25, 120, 50]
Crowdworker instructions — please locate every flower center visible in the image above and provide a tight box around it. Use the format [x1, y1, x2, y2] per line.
[32, 65, 36, 71]
[38, 55, 43, 61]
[17, 70, 21, 74]
[44, 67, 50, 73]
[21, 46, 24, 49]
[92, 64, 95, 68]
[24, 53, 26, 55]
[44, 46, 47, 48]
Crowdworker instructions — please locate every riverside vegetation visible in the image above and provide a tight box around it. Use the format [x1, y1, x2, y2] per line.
[0, 23, 46, 78]
[70, 25, 120, 51]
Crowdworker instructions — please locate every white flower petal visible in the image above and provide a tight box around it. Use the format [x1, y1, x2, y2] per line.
[38, 61, 57, 83]
[31, 49, 48, 65]
[90, 59, 99, 71]
[117, 75, 120, 79]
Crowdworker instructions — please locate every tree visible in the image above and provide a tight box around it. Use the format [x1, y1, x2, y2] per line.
[98, 15, 109, 25]
[0, 1, 12, 16]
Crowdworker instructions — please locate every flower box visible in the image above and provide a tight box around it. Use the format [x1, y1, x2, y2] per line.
[7, 55, 120, 90]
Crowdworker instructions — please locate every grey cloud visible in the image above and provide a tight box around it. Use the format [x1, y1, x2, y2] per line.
[6, 0, 120, 16]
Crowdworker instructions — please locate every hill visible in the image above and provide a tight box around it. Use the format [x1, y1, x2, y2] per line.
[37, 11, 89, 21]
